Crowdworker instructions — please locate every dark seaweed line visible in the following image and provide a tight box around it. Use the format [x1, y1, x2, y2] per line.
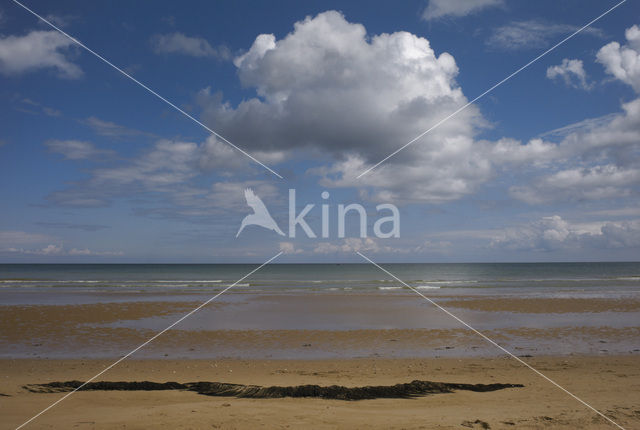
[24, 380, 523, 400]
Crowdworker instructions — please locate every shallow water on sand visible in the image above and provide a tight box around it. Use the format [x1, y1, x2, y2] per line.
[1, 263, 640, 359]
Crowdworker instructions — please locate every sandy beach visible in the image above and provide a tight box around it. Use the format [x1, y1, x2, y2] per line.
[2, 292, 640, 429]
[2, 356, 639, 429]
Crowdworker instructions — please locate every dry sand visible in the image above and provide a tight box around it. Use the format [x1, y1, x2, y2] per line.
[2, 356, 639, 429]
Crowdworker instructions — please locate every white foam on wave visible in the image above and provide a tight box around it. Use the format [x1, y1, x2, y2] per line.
[420, 280, 477, 284]
[415, 285, 440, 290]
[155, 280, 223, 283]
[378, 286, 403, 290]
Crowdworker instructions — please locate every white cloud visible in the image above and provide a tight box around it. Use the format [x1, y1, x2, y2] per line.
[279, 242, 303, 254]
[68, 248, 124, 256]
[485, 137, 558, 166]
[46, 134, 281, 218]
[508, 25, 640, 206]
[34, 244, 64, 255]
[311, 238, 415, 254]
[47, 138, 205, 207]
[46, 140, 113, 160]
[151, 32, 229, 59]
[487, 20, 603, 51]
[200, 11, 490, 203]
[0, 30, 82, 78]
[313, 238, 380, 254]
[597, 25, 640, 92]
[422, 0, 504, 21]
[511, 164, 640, 204]
[538, 113, 619, 140]
[546, 59, 591, 89]
[67, 136, 249, 192]
[491, 215, 640, 251]
[193, 12, 636, 206]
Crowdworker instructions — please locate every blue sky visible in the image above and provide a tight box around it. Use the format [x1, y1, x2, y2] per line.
[1, 0, 639, 263]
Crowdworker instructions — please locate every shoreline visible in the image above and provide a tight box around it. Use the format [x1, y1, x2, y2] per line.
[3, 294, 640, 359]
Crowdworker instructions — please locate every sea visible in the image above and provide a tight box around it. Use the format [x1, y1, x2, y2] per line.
[1, 262, 640, 304]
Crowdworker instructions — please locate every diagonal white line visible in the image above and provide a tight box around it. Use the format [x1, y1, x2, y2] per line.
[11, 0, 283, 180]
[357, 0, 627, 178]
[356, 251, 625, 429]
[15, 251, 283, 430]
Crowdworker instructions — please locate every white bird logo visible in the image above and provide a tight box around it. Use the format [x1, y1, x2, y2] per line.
[236, 188, 285, 238]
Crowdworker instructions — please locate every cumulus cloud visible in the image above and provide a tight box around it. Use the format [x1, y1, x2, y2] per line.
[0, 30, 82, 78]
[199, 11, 492, 203]
[279, 242, 303, 254]
[45, 140, 114, 160]
[487, 20, 603, 51]
[491, 215, 640, 251]
[597, 24, 640, 92]
[546, 59, 591, 89]
[151, 32, 229, 59]
[421, 0, 504, 21]
[508, 23, 640, 205]
[193, 12, 636, 206]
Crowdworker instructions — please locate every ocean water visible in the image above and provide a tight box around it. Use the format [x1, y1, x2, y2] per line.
[1, 262, 640, 298]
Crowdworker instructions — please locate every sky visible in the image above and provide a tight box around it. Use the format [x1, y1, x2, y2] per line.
[1, 0, 639, 263]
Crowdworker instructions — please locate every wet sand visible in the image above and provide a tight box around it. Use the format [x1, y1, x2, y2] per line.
[2, 295, 640, 359]
[2, 294, 640, 428]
